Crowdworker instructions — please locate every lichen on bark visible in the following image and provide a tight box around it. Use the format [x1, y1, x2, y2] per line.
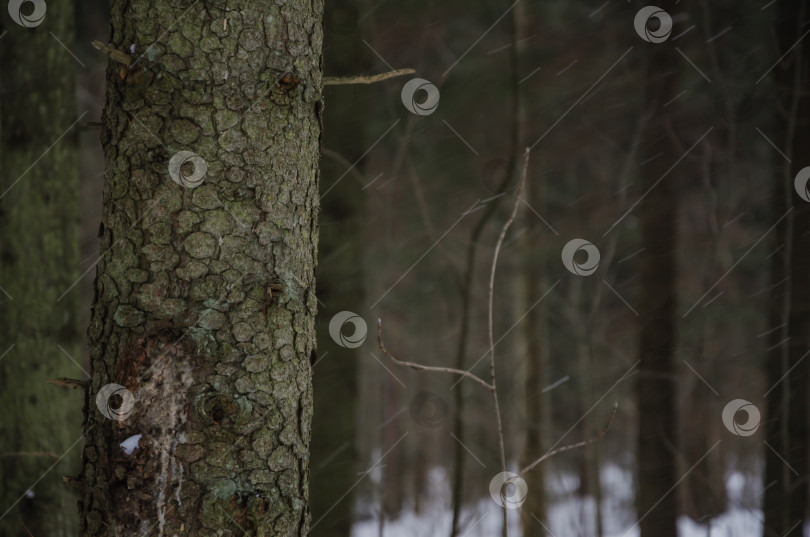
[78, 1, 323, 536]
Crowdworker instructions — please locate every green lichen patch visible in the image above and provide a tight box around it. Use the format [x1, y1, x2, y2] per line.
[114, 305, 145, 327]
[184, 231, 217, 259]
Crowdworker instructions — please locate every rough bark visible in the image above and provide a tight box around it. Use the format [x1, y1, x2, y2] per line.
[635, 3, 680, 535]
[763, 1, 810, 535]
[77, 2, 323, 536]
[0, 3, 83, 535]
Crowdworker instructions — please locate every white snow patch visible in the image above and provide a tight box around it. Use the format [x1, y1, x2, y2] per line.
[120, 434, 143, 455]
[351, 464, 767, 537]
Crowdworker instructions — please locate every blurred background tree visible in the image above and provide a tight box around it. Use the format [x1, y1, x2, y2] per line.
[0, 2, 83, 535]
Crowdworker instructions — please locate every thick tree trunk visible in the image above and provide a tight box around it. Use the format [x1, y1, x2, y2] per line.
[0, 3, 83, 536]
[636, 4, 680, 535]
[77, 2, 323, 536]
[763, 1, 810, 535]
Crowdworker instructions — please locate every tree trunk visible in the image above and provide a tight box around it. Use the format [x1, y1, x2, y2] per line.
[763, 1, 810, 535]
[519, 257, 549, 537]
[636, 3, 680, 535]
[0, 3, 83, 536]
[77, 2, 323, 536]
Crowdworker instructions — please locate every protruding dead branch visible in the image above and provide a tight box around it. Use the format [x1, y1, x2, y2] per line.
[520, 402, 619, 476]
[91, 40, 132, 66]
[46, 377, 89, 390]
[377, 319, 493, 391]
[324, 68, 416, 86]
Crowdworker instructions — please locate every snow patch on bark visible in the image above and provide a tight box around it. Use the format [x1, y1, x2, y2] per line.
[138, 353, 194, 537]
[120, 434, 143, 455]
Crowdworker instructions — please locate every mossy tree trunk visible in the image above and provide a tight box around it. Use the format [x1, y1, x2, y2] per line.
[0, 3, 83, 536]
[77, 1, 323, 536]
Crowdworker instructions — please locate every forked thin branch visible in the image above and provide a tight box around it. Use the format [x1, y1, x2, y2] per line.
[489, 148, 531, 537]
[376, 147, 615, 537]
[377, 319, 494, 392]
[520, 402, 619, 476]
[488, 148, 531, 478]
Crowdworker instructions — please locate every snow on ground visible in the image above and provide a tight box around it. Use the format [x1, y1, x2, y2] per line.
[352, 465, 765, 537]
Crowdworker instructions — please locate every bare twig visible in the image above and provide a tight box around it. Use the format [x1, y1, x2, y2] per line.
[378, 319, 493, 391]
[18, 513, 35, 537]
[520, 402, 619, 475]
[46, 377, 89, 390]
[488, 148, 531, 479]
[485, 148, 531, 537]
[91, 40, 132, 66]
[323, 68, 416, 86]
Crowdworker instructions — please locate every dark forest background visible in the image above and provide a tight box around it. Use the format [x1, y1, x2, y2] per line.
[1, 0, 809, 536]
